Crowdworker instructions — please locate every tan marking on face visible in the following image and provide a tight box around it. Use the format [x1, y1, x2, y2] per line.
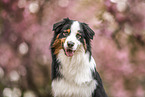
[67, 29, 70, 33]
[52, 34, 66, 55]
[64, 29, 70, 34]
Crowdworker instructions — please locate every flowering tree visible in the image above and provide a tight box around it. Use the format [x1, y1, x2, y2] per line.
[0, 0, 145, 97]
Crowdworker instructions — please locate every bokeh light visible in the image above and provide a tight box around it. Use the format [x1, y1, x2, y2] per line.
[18, 42, 29, 55]
[29, 1, 39, 14]
[3, 88, 12, 97]
[24, 91, 37, 97]
[3, 87, 22, 97]
[9, 70, 20, 82]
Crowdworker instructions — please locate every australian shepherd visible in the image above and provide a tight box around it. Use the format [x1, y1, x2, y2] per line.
[50, 18, 108, 97]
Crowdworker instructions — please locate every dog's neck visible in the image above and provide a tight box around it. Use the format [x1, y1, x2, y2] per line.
[57, 45, 95, 85]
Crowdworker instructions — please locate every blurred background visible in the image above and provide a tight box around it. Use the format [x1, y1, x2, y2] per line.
[0, 0, 145, 97]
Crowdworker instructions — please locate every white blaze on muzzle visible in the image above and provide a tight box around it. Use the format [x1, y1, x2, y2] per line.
[63, 21, 81, 57]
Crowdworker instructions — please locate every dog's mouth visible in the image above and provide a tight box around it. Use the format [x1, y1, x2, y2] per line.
[64, 48, 75, 57]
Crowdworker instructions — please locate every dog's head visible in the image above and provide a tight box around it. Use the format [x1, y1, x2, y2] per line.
[51, 18, 95, 57]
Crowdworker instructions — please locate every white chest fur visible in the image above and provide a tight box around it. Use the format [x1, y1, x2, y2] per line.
[52, 47, 97, 97]
[52, 78, 97, 97]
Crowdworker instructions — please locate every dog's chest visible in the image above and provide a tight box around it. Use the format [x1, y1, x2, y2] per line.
[51, 49, 97, 97]
[52, 78, 97, 97]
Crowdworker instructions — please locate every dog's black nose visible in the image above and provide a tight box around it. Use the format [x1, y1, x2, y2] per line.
[67, 41, 74, 48]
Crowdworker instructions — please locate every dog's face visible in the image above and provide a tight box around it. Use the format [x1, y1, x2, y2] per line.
[52, 18, 95, 57]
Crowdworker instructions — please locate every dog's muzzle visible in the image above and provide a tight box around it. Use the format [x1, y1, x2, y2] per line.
[64, 41, 76, 57]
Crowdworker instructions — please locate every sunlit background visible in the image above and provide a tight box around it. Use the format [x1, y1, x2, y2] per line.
[0, 0, 145, 97]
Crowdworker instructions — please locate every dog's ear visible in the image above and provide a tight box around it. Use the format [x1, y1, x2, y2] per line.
[53, 18, 70, 34]
[81, 23, 95, 40]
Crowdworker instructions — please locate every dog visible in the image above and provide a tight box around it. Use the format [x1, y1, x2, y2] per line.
[50, 18, 108, 97]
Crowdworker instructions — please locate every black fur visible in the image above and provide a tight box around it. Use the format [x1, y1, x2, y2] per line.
[92, 69, 108, 97]
[50, 18, 108, 97]
[51, 18, 72, 80]
[80, 23, 95, 60]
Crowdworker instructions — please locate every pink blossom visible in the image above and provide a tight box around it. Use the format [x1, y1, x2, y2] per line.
[135, 86, 145, 97]
[2, 0, 10, 3]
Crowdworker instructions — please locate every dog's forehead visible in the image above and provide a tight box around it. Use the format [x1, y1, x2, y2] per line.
[71, 21, 80, 32]
[60, 20, 83, 35]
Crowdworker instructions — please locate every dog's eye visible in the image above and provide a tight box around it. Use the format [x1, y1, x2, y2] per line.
[63, 32, 69, 36]
[63, 29, 70, 36]
[76, 34, 81, 39]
